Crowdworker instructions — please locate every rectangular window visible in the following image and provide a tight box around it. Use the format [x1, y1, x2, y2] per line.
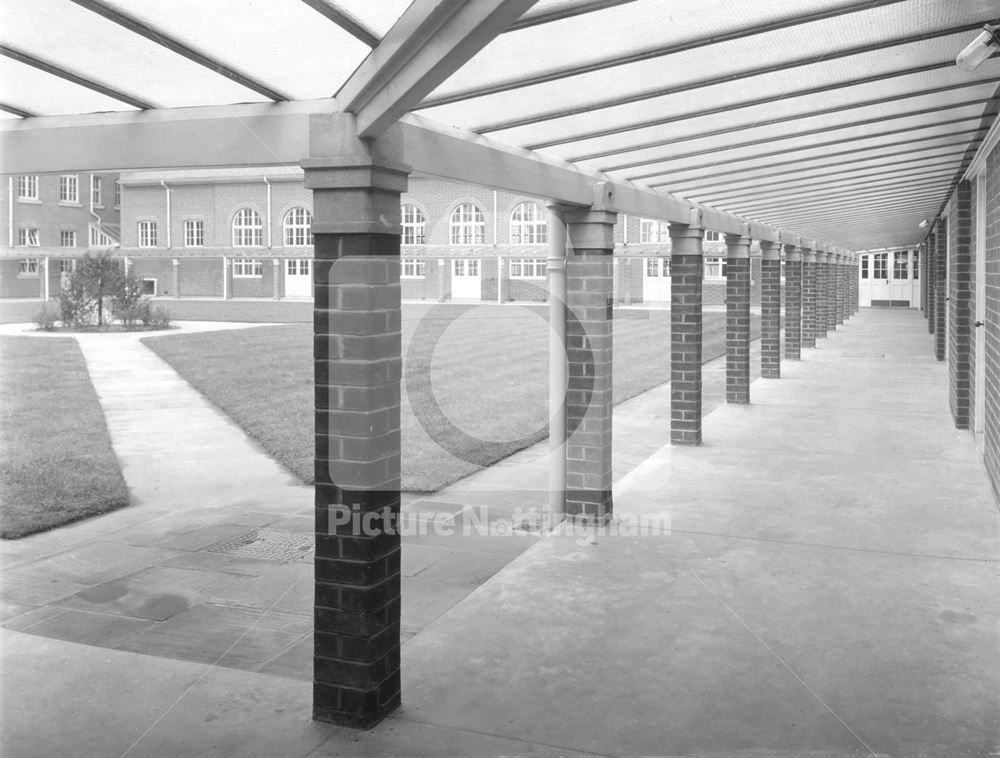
[59, 259, 75, 274]
[860, 256, 869, 279]
[184, 219, 204, 247]
[17, 175, 38, 201]
[872, 253, 887, 279]
[510, 258, 546, 279]
[18, 258, 39, 276]
[912, 251, 919, 280]
[704, 230, 721, 241]
[59, 174, 79, 204]
[18, 228, 40, 246]
[142, 279, 157, 296]
[704, 257, 726, 278]
[91, 176, 103, 206]
[138, 221, 158, 248]
[892, 252, 908, 280]
[639, 218, 669, 244]
[60, 230, 77, 247]
[286, 259, 311, 276]
[115, 181, 122, 208]
[232, 258, 263, 277]
[401, 258, 425, 278]
[646, 258, 659, 277]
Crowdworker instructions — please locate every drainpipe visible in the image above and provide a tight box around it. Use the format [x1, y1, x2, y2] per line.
[8, 177, 13, 248]
[622, 213, 629, 245]
[43, 257, 50, 300]
[546, 204, 568, 528]
[160, 180, 171, 249]
[264, 178, 272, 249]
[497, 255, 502, 304]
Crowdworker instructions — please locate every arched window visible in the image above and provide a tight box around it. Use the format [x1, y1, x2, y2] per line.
[510, 201, 547, 244]
[449, 203, 485, 245]
[401, 204, 426, 245]
[283, 207, 313, 246]
[232, 208, 263, 247]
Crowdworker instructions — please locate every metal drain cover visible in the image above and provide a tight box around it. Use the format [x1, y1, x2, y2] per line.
[204, 528, 314, 563]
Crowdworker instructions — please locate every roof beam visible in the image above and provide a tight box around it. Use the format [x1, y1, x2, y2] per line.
[572, 79, 998, 163]
[471, 23, 988, 133]
[507, 0, 638, 31]
[420, 0, 910, 109]
[298, 0, 381, 47]
[724, 178, 957, 215]
[336, 0, 539, 139]
[600, 107, 992, 173]
[754, 196, 947, 225]
[627, 130, 987, 183]
[0, 102, 36, 118]
[69, 0, 291, 102]
[0, 44, 154, 110]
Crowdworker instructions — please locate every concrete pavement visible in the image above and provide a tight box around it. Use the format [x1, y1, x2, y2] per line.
[2, 309, 997, 757]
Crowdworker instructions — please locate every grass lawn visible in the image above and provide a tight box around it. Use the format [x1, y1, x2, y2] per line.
[0, 336, 130, 538]
[144, 305, 759, 492]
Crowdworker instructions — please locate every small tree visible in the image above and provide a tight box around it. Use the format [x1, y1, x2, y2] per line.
[58, 270, 97, 327]
[111, 272, 151, 329]
[76, 253, 125, 327]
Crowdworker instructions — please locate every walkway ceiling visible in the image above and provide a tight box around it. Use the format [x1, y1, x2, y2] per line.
[1, 0, 997, 251]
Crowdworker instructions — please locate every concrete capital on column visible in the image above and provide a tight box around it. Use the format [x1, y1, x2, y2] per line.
[724, 233, 752, 258]
[564, 208, 617, 250]
[803, 248, 816, 264]
[816, 251, 829, 264]
[784, 244, 802, 262]
[669, 221, 705, 256]
[759, 239, 781, 260]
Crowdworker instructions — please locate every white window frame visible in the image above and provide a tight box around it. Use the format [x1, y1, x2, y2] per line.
[704, 257, 726, 279]
[138, 220, 158, 248]
[18, 228, 40, 247]
[509, 201, 547, 244]
[232, 208, 263, 247]
[283, 207, 313, 247]
[17, 175, 38, 201]
[450, 203, 485, 245]
[639, 218, 669, 243]
[114, 181, 122, 208]
[453, 259, 480, 277]
[704, 230, 721, 242]
[142, 278, 157, 296]
[60, 230, 77, 247]
[401, 204, 426, 245]
[18, 258, 40, 276]
[286, 259, 311, 276]
[91, 176, 103, 207]
[232, 258, 263, 278]
[184, 219, 205, 248]
[59, 259, 75, 274]
[59, 174, 79, 204]
[401, 258, 426, 278]
[510, 258, 546, 279]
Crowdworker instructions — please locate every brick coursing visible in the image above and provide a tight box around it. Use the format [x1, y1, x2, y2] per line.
[760, 253, 781, 377]
[726, 255, 751, 403]
[949, 181, 973, 429]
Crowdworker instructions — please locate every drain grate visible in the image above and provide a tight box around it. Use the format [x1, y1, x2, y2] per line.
[203, 528, 314, 563]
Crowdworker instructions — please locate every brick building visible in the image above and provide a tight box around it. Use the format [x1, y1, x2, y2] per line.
[0, 171, 120, 298]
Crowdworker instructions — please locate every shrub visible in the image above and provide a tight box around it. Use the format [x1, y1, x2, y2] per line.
[111, 273, 152, 329]
[32, 304, 59, 331]
[58, 273, 97, 328]
[147, 305, 172, 329]
[76, 253, 125, 327]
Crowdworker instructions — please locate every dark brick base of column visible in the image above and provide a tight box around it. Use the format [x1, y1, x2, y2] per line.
[760, 258, 781, 378]
[671, 253, 703, 443]
[802, 262, 816, 349]
[784, 259, 802, 360]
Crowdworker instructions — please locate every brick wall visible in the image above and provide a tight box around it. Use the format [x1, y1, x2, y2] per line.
[969, 179, 978, 432]
[127, 258, 176, 297]
[981, 142, 1000, 500]
[948, 181, 973, 429]
[0, 258, 44, 298]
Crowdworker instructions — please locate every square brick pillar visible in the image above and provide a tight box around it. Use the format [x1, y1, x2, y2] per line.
[760, 239, 781, 378]
[824, 251, 837, 333]
[949, 180, 973, 428]
[927, 234, 936, 335]
[836, 254, 846, 325]
[564, 204, 616, 522]
[935, 219, 947, 362]
[814, 252, 828, 341]
[303, 114, 408, 729]
[670, 210, 705, 444]
[801, 247, 817, 349]
[783, 242, 802, 361]
[172, 258, 180, 299]
[725, 227, 751, 404]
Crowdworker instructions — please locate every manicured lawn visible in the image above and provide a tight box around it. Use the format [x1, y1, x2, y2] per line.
[144, 305, 759, 492]
[0, 336, 130, 538]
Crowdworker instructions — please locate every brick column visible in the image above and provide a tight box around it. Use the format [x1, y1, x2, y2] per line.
[824, 251, 836, 333]
[564, 204, 615, 522]
[670, 210, 705, 443]
[304, 114, 407, 729]
[784, 242, 802, 360]
[801, 246, 817, 349]
[172, 258, 180, 299]
[950, 181, 973, 428]
[935, 219, 947, 362]
[813, 252, 827, 341]
[725, 227, 751, 404]
[273, 258, 281, 300]
[927, 235, 936, 334]
[835, 254, 845, 325]
[760, 239, 781, 378]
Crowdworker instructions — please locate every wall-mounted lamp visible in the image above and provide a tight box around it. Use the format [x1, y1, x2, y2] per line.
[918, 218, 929, 228]
[957, 22, 999, 71]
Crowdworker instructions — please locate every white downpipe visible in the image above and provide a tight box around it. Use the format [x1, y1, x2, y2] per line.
[7, 177, 13, 248]
[223, 256, 229, 299]
[623, 213, 629, 245]
[43, 257, 50, 300]
[497, 255, 503, 304]
[264, 178, 272, 249]
[160, 180, 171, 248]
[492, 190, 498, 245]
[546, 205, 567, 528]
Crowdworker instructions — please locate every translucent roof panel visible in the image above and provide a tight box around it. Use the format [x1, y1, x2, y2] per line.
[0, 56, 140, 116]
[333, 0, 413, 37]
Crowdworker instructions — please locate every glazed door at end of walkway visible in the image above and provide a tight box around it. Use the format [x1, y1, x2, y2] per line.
[642, 257, 671, 303]
[860, 251, 918, 308]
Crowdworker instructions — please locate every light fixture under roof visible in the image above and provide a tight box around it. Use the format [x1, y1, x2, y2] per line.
[957, 22, 1000, 71]
[918, 219, 929, 228]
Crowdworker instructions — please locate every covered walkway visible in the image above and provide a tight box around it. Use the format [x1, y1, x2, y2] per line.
[4, 308, 997, 757]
